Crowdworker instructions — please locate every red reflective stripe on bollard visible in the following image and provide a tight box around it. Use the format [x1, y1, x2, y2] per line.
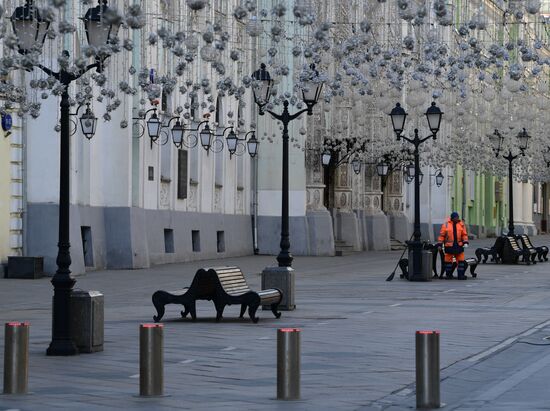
[416, 330, 440, 335]
[279, 328, 300, 333]
[141, 324, 163, 328]
[7, 322, 22, 327]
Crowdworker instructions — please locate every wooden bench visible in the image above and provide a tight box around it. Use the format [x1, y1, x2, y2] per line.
[152, 266, 282, 323]
[494, 235, 532, 264]
[518, 234, 548, 262]
[508, 235, 536, 264]
[475, 247, 500, 264]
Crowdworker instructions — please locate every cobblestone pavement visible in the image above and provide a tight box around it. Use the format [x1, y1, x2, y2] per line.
[2, 236, 550, 410]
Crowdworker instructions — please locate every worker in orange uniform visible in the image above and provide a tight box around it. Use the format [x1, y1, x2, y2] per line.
[437, 212, 469, 280]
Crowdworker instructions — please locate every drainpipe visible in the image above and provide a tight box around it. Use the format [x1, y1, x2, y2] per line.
[21, 97, 28, 256]
[252, 155, 259, 254]
[461, 168, 467, 224]
[251, 26, 259, 255]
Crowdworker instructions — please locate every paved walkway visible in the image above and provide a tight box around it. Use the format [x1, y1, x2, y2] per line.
[2, 236, 550, 410]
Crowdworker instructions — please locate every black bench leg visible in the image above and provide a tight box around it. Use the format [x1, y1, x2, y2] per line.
[270, 303, 282, 319]
[475, 249, 482, 263]
[470, 263, 478, 278]
[180, 303, 192, 319]
[214, 300, 225, 322]
[544, 250, 549, 261]
[152, 291, 167, 323]
[188, 302, 197, 321]
[248, 303, 260, 323]
[239, 304, 247, 319]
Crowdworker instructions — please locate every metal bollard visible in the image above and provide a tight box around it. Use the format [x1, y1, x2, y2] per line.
[277, 328, 300, 400]
[139, 323, 163, 396]
[416, 330, 440, 409]
[3, 322, 30, 395]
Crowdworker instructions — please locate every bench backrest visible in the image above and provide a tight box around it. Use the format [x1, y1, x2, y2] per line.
[189, 268, 219, 298]
[209, 266, 250, 296]
[521, 234, 534, 248]
[506, 236, 522, 251]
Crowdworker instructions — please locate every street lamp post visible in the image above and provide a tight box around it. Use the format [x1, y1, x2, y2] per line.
[11, 0, 118, 356]
[489, 128, 530, 236]
[252, 64, 323, 267]
[389, 102, 443, 280]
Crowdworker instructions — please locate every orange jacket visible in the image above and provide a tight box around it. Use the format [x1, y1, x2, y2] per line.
[438, 218, 468, 247]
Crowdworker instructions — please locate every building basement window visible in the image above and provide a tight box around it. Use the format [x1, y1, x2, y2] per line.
[164, 229, 174, 254]
[217, 231, 225, 253]
[192, 230, 200, 252]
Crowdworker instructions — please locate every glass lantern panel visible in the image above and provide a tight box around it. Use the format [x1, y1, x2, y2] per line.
[12, 20, 38, 52]
[200, 131, 212, 149]
[147, 119, 161, 138]
[247, 141, 258, 156]
[253, 81, 272, 105]
[426, 112, 442, 132]
[302, 81, 321, 103]
[227, 136, 238, 153]
[517, 132, 529, 151]
[172, 128, 184, 145]
[80, 116, 96, 136]
[322, 152, 332, 166]
[86, 21, 118, 48]
[391, 113, 406, 133]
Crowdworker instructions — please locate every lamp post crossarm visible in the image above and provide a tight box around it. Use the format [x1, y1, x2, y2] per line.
[265, 107, 309, 124]
[504, 151, 519, 163]
[38, 61, 101, 86]
[69, 103, 86, 117]
[333, 150, 355, 168]
[185, 119, 209, 132]
[419, 134, 435, 144]
[132, 107, 157, 121]
[214, 126, 234, 138]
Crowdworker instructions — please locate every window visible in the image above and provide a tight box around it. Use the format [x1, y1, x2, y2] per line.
[177, 150, 188, 199]
[81, 227, 93, 267]
[216, 231, 225, 253]
[148, 166, 154, 181]
[164, 229, 174, 253]
[192, 230, 200, 252]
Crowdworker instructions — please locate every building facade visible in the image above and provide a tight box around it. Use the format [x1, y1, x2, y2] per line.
[1, 0, 548, 275]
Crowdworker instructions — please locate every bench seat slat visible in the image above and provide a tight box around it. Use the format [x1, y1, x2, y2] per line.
[214, 270, 242, 275]
[220, 282, 249, 290]
[220, 278, 246, 284]
[223, 286, 250, 293]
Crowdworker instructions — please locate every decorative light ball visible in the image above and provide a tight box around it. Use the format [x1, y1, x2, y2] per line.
[246, 16, 263, 37]
[200, 45, 220, 62]
[186, 0, 208, 11]
[505, 79, 521, 93]
[482, 88, 495, 102]
[526, 0, 541, 14]
[185, 35, 199, 50]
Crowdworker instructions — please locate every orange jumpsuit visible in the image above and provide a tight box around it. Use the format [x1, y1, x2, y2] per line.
[438, 218, 468, 263]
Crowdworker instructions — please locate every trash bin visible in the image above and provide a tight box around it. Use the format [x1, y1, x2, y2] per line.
[408, 250, 433, 281]
[70, 290, 104, 353]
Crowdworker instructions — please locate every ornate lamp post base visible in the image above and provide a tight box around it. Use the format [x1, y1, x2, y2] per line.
[406, 239, 427, 281]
